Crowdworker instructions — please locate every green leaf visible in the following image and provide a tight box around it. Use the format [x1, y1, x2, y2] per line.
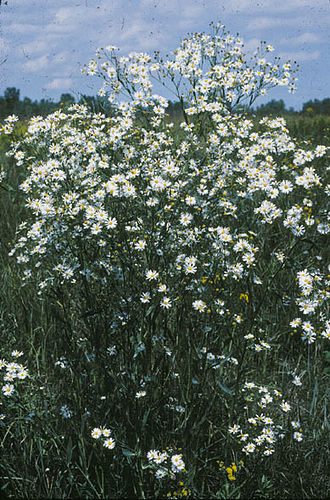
[217, 380, 233, 395]
[133, 342, 145, 358]
[122, 449, 136, 457]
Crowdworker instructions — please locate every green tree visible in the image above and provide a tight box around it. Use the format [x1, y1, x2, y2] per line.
[60, 93, 75, 106]
[302, 98, 330, 115]
[2, 87, 20, 116]
[256, 99, 287, 116]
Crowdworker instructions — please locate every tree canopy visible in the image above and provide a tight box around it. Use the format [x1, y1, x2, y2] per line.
[0, 87, 329, 121]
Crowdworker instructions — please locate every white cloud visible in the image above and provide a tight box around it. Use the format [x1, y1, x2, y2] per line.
[13, 0, 67, 6]
[51, 51, 71, 65]
[242, 38, 261, 53]
[9, 22, 43, 35]
[247, 16, 298, 30]
[53, 4, 117, 27]
[222, 0, 329, 13]
[119, 21, 148, 42]
[181, 4, 205, 21]
[140, 0, 180, 14]
[279, 50, 320, 62]
[45, 77, 73, 90]
[247, 12, 330, 31]
[139, 0, 326, 18]
[95, 15, 168, 53]
[54, 7, 74, 24]
[275, 33, 322, 52]
[289, 33, 322, 45]
[23, 55, 49, 73]
[0, 36, 9, 54]
[20, 40, 50, 56]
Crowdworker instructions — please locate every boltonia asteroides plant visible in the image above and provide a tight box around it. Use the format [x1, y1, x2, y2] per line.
[0, 20, 329, 499]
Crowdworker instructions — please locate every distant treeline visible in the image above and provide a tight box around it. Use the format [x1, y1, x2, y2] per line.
[1, 87, 330, 120]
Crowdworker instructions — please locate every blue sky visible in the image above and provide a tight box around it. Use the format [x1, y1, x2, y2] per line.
[0, 0, 329, 110]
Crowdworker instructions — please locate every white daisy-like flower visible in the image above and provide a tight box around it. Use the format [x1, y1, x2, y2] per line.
[146, 270, 159, 281]
[293, 431, 303, 442]
[280, 402, 291, 412]
[2, 384, 14, 396]
[103, 438, 116, 449]
[192, 300, 207, 312]
[243, 442, 255, 454]
[91, 427, 102, 439]
[160, 297, 172, 309]
[101, 428, 111, 437]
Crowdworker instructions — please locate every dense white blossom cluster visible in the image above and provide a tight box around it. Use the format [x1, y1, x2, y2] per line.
[91, 426, 116, 449]
[147, 448, 186, 479]
[1, 25, 328, 350]
[0, 351, 28, 421]
[289, 266, 329, 343]
[82, 23, 298, 111]
[229, 382, 303, 456]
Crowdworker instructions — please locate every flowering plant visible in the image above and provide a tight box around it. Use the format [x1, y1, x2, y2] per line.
[0, 21, 328, 499]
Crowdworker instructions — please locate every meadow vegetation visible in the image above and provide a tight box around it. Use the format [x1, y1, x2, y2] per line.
[0, 22, 329, 498]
